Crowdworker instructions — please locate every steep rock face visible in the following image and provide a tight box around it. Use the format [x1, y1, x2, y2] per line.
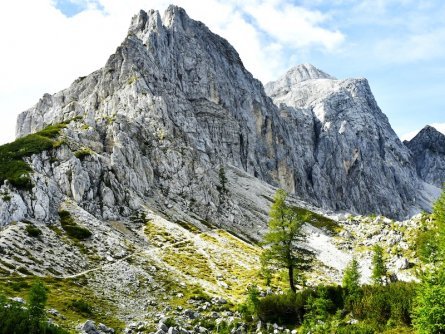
[265, 65, 438, 217]
[3, 6, 437, 230]
[405, 125, 445, 188]
[11, 6, 299, 235]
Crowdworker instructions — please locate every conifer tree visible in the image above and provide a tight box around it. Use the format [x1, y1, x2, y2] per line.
[342, 257, 361, 310]
[261, 189, 311, 292]
[371, 244, 387, 285]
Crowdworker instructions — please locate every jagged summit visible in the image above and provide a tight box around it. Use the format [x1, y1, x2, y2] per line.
[405, 125, 445, 188]
[265, 64, 335, 96]
[283, 63, 335, 83]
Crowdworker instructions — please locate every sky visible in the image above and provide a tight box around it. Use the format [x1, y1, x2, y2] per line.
[0, 0, 444, 144]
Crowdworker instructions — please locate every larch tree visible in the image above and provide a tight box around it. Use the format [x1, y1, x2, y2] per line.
[261, 189, 311, 292]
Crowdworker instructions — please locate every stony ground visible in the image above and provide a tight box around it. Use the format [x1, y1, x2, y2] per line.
[0, 196, 426, 333]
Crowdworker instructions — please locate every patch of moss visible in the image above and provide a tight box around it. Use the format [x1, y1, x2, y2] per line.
[127, 75, 138, 85]
[59, 210, 92, 240]
[163, 241, 216, 283]
[1, 194, 11, 201]
[0, 123, 67, 189]
[74, 148, 93, 160]
[144, 221, 184, 247]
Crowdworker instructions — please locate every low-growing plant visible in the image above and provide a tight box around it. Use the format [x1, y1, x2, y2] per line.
[26, 224, 42, 238]
[58, 210, 92, 240]
[74, 148, 92, 160]
[69, 298, 93, 315]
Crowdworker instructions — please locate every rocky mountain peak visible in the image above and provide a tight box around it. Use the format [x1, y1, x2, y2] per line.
[405, 125, 445, 188]
[286, 63, 335, 83]
[264, 63, 337, 102]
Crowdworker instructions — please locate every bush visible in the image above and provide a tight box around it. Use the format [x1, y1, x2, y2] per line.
[352, 282, 415, 329]
[69, 299, 93, 315]
[413, 267, 445, 334]
[58, 210, 92, 240]
[256, 290, 311, 325]
[416, 229, 439, 263]
[26, 224, 42, 238]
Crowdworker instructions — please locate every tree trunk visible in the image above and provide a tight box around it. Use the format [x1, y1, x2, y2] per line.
[288, 266, 296, 293]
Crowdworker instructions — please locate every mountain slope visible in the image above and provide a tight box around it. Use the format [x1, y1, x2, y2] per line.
[405, 125, 445, 188]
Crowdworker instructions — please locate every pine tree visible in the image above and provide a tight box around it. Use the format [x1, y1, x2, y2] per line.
[28, 280, 48, 333]
[413, 186, 445, 333]
[342, 257, 361, 310]
[433, 185, 445, 259]
[261, 189, 311, 292]
[371, 244, 387, 285]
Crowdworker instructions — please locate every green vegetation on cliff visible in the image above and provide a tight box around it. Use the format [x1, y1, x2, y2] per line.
[0, 123, 68, 190]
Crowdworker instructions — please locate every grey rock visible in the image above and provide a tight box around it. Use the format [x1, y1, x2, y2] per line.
[82, 320, 98, 334]
[265, 64, 439, 218]
[11, 297, 25, 304]
[168, 327, 179, 334]
[405, 125, 445, 188]
[158, 321, 169, 332]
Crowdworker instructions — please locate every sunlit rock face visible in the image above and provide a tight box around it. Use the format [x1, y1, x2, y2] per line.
[5, 6, 438, 231]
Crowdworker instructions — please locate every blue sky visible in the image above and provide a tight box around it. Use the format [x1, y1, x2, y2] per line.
[0, 0, 444, 144]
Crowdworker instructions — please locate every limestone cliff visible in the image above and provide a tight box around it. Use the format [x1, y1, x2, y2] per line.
[1, 6, 438, 233]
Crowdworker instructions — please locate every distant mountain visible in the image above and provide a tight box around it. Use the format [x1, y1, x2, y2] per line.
[405, 125, 445, 188]
[266, 64, 438, 217]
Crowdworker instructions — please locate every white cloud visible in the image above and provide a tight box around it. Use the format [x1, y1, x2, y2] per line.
[376, 29, 445, 64]
[244, 1, 344, 51]
[0, 0, 344, 144]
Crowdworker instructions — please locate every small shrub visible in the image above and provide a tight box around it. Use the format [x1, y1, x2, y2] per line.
[352, 282, 415, 329]
[58, 210, 92, 240]
[256, 290, 312, 325]
[2, 194, 11, 201]
[69, 299, 93, 315]
[163, 317, 176, 328]
[74, 148, 92, 160]
[11, 280, 30, 291]
[191, 288, 212, 303]
[26, 224, 42, 238]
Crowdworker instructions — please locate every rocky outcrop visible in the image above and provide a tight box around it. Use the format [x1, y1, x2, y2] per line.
[1, 6, 438, 232]
[405, 125, 445, 188]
